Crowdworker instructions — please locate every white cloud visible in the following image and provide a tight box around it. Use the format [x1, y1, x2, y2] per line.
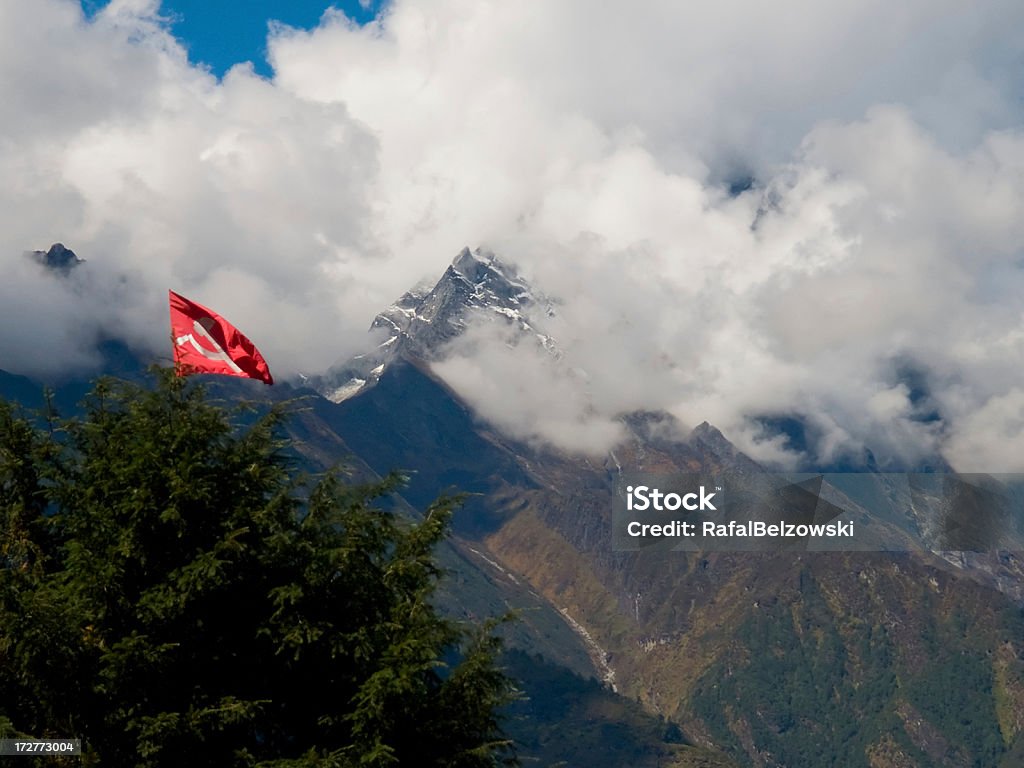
[944, 389, 1024, 472]
[432, 322, 627, 456]
[7, 1, 1024, 469]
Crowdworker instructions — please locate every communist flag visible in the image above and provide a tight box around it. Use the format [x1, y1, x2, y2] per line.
[168, 290, 273, 385]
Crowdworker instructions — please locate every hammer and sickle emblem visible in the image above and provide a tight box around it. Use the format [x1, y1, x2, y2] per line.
[175, 317, 243, 373]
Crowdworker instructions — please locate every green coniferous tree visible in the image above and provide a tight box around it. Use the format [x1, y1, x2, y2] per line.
[0, 370, 516, 767]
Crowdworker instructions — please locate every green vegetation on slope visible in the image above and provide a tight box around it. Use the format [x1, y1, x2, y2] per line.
[482, 473, 1024, 768]
[504, 649, 738, 768]
[689, 565, 1024, 767]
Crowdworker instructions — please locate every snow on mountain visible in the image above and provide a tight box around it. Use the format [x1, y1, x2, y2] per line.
[318, 247, 558, 403]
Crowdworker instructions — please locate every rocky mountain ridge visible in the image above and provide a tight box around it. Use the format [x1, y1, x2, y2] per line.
[318, 247, 558, 403]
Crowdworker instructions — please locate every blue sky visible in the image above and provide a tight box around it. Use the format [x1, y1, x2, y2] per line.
[81, 0, 382, 78]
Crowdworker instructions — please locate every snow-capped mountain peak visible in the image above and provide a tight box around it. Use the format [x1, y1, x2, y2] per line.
[318, 247, 556, 403]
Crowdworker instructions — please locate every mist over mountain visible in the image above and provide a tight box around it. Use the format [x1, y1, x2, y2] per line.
[314, 245, 953, 470]
[31, 242, 84, 275]
[0, 235, 968, 473]
[8, 0, 1024, 471]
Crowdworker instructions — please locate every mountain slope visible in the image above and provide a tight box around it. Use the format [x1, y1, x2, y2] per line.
[315, 246, 1024, 767]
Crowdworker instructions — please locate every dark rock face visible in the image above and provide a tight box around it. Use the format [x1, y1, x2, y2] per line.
[31, 242, 83, 275]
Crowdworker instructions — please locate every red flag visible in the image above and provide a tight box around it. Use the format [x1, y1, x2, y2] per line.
[169, 290, 273, 385]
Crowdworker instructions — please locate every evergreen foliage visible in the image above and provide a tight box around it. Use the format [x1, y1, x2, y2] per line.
[0, 370, 516, 767]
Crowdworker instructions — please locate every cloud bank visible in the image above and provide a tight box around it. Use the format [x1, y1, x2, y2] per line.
[6, 0, 1024, 469]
